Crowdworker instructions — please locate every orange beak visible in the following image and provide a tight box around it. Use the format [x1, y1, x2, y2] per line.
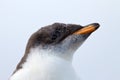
[73, 23, 99, 35]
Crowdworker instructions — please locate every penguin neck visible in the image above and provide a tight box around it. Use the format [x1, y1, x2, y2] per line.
[10, 48, 78, 80]
[13, 48, 76, 80]
[26, 47, 74, 62]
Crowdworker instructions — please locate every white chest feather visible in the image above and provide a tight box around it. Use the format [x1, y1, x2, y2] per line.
[10, 49, 79, 80]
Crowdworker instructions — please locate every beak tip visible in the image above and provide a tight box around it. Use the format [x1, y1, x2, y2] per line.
[92, 23, 100, 30]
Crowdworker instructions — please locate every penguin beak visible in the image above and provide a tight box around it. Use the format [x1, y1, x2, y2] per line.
[73, 23, 100, 35]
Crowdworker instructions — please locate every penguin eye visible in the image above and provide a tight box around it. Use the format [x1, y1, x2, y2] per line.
[51, 29, 61, 40]
[52, 34, 58, 40]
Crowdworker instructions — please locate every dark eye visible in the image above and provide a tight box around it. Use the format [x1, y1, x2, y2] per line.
[52, 29, 61, 40]
[52, 34, 58, 40]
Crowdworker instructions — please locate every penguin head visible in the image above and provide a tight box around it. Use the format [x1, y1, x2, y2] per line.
[25, 23, 99, 60]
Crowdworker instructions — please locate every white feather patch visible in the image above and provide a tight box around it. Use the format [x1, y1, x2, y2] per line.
[10, 48, 79, 80]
